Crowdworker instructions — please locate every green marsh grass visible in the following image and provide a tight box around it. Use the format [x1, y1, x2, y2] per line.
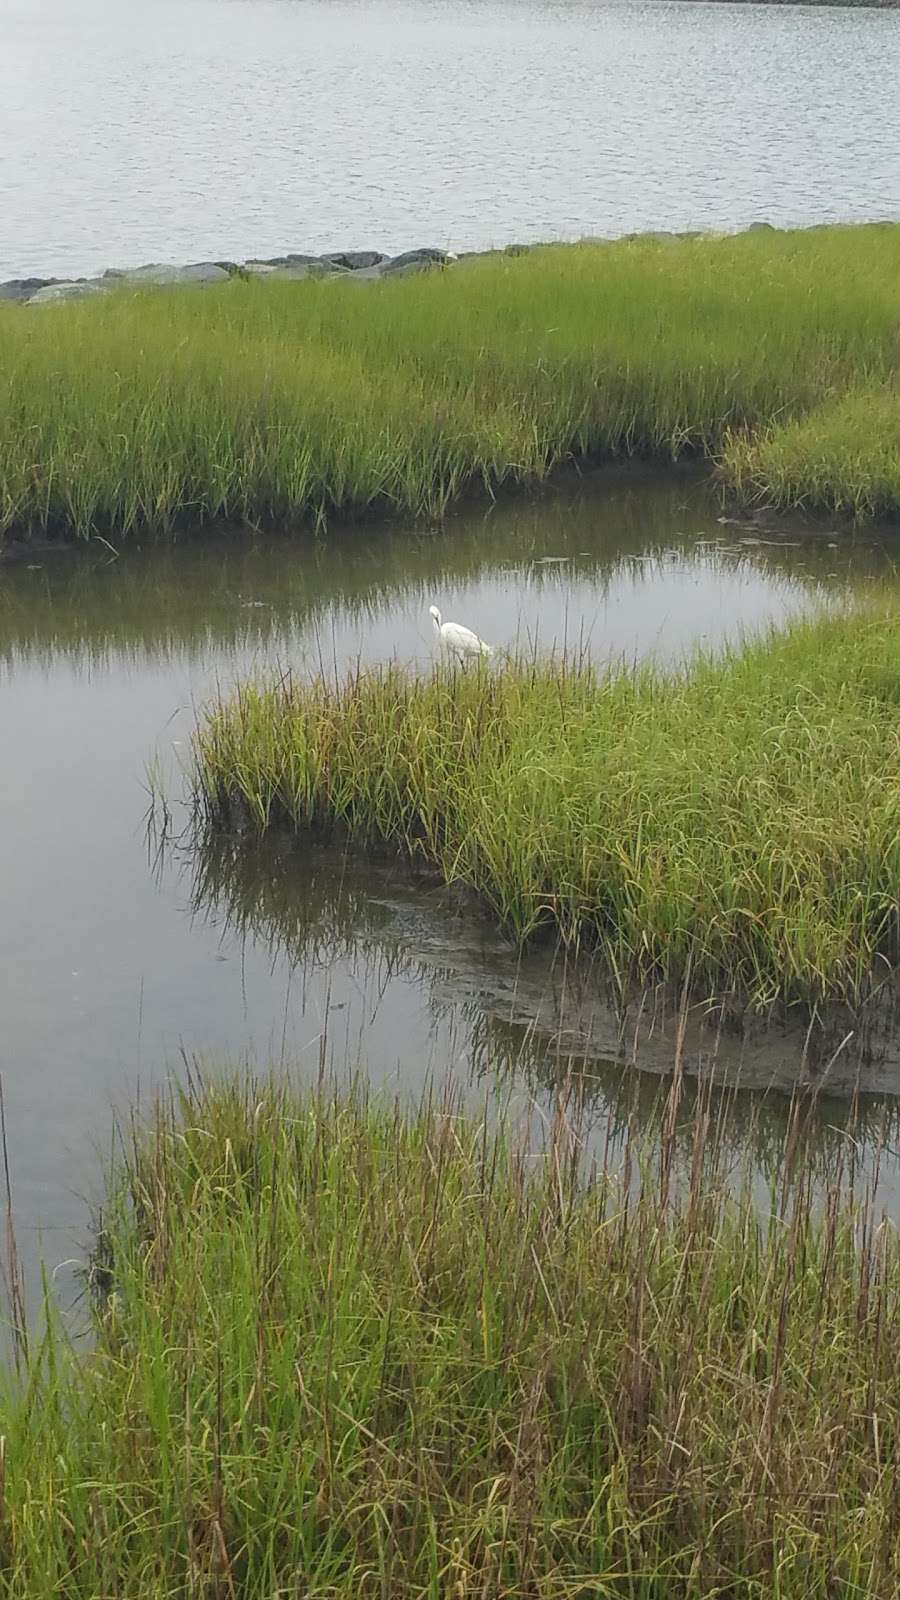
[2, 1074, 900, 1597]
[194, 602, 900, 1009]
[721, 386, 900, 521]
[1, 223, 899, 540]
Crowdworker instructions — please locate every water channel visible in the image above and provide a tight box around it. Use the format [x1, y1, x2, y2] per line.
[1, 467, 899, 1307]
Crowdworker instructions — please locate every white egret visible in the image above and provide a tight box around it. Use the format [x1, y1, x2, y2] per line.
[429, 605, 493, 663]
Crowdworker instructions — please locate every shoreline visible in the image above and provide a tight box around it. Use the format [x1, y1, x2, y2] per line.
[2, 223, 898, 537]
[4, 218, 898, 308]
[1, 459, 887, 571]
[0, 245, 457, 307]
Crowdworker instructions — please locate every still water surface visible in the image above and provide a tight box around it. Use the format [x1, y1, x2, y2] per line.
[1, 0, 898, 279]
[1, 470, 899, 1304]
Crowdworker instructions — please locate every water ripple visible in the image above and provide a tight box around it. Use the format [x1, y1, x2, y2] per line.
[1, 0, 898, 278]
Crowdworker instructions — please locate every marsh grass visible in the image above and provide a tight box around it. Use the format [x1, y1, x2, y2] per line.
[721, 386, 900, 521]
[2, 1072, 900, 1597]
[1, 223, 899, 540]
[194, 602, 900, 1010]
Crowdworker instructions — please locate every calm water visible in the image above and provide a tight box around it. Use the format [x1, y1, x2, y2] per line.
[1, 0, 898, 280]
[1, 469, 899, 1304]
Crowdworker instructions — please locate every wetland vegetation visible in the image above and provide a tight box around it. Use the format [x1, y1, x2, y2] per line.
[3, 0, 900, 1587]
[2, 1074, 899, 1597]
[2, 217, 899, 1600]
[1, 223, 898, 544]
[195, 599, 900, 1013]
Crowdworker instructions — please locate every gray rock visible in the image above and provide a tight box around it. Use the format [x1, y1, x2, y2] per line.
[323, 251, 387, 271]
[113, 262, 231, 286]
[282, 253, 327, 267]
[245, 253, 326, 269]
[268, 264, 333, 280]
[381, 260, 437, 280]
[243, 261, 341, 281]
[343, 265, 386, 282]
[747, 221, 777, 233]
[380, 247, 456, 277]
[27, 280, 108, 304]
[0, 276, 60, 302]
[4, 249, 459, 303]
[341, 247, 459, 283]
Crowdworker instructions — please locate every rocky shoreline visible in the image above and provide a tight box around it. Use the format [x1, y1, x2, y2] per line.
[0, 247, 458, 305]
[0, 221, 867, 306]
[5, 221, 898, 310]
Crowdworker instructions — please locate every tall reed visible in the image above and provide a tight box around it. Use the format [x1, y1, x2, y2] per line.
[1, 223, 898, 540]
[194, 601, 900, 1010]
[721, 386, 900, 520]
[1, 1072, 898, 1597]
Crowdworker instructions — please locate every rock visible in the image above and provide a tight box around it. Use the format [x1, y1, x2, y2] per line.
[341, 248, 458, 284]
[379, 248, 456, 277]
[244, 262, 341, 281]
[282, 253, 328, 267]
[747, 221, 777, 233]
[26, 280, 108, 304]
[4, 249, 458, 303]
[0, 276, 60, 302]
[458, 243, 529, 263]
[244, 253, 325, 269]
[268, 264, 334, 280]
[381, 259, 438, 279]
[322, 251, 387, 271]
[112, 262, 231, 286]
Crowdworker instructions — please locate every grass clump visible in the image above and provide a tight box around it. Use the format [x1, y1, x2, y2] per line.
[2, 1075, 900, 1597]
[194, 603, 900, 1009]
[1, 223, 899, 541]
[721, 385, 900, 521]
